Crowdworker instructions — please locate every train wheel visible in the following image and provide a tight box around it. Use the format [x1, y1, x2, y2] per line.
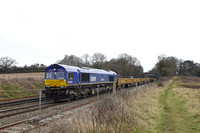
[83, 94, 87, 98]
[76, 94, 80, 100]
[117, 86, 121, 90]
[122, 84, 125, 89]
[66, 96, 71, 102]
[106, 86, 111, 93]
[50, 98, 55, 103]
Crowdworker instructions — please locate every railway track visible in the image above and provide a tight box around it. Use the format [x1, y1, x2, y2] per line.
[0, 90, 100, 125]
[0, 96, 46, 108]
[0, 95, 99, 132]
[0, 101, 51, 119]
[0, 93, 100, 120]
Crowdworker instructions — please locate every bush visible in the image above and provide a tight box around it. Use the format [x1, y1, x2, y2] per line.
[157, 82, 164, 87]
[43, 85, 160, 133]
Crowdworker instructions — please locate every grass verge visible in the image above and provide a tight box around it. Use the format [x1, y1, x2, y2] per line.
[158, 78, 200, 133]
[43, 83, 162, 133]
[0, 78, 44, 100]
[38, 77, 200, 133]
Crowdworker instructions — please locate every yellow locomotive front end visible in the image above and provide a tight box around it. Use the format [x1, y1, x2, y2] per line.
[44, 65, 68, 101]
[45, 79, 67, 89]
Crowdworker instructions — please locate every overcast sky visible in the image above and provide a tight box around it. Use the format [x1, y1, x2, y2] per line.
[0, 0, 200, 72]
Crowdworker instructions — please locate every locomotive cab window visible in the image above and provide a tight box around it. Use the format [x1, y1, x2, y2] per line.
[56, 72, 65, 79]
[46, 72, 55, 79]
[68, 72, 73, 79]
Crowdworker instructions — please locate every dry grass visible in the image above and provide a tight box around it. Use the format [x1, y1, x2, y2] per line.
[173, 87, 200, 117]
[181, 76, 200, 83]
[157, 77, 171, 88]
[0, 72, 44, 80]
[170, 78, 200, 132]
[41, 78, 198, 133]
[129, 85, 161, 132]
[158, 77, 171, 82]
[178, 76, 200, 89]
[42, 84, 161, 133]
[43, 93, 133, 133]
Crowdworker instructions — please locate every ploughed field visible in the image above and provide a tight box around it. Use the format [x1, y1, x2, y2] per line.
[0, 72, 44, 100]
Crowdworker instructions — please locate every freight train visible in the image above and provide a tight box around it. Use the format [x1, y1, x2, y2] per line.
[43, 64, 155, 101]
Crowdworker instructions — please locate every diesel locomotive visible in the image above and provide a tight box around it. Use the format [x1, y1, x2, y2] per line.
[44, 64, 155, 101]
[44, 64, 117, 101]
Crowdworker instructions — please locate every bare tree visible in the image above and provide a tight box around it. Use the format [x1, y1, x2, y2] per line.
[0, 56, 17, 72]
[81, 54, 90, 66]
[57, 53, 143, 77]
[58, 55, 83, 66]
[91, 53, 107, 68]
[103, 53, 143, 78]
[117, 53, 142, 77]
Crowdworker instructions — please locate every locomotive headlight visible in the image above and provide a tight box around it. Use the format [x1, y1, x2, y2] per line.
[46, 85, 49, 88]
[60, 86, 65, 88]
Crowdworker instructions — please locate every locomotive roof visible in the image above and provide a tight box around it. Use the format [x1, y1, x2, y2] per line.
[46, 64, 117, 75]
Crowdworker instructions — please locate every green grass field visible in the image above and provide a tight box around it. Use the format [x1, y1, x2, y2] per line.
[158, 78, 200, 132]
[0, 73, 44, 100]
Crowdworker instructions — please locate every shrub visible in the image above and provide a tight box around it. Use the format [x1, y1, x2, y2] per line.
[157, 82, 164, 87]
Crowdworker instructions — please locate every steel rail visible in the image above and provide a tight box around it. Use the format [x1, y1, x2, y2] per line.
[0, 102, 53, 119]
[0, 101, 49, 114]
[0, 97, 46, 107]
[0, 99, 97, 131]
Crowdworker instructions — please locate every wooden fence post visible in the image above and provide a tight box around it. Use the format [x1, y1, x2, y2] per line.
[113, 82, 117, 96]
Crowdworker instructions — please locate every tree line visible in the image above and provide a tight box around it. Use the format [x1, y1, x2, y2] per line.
[150, 54, 200, 77]
[0, 57, 46, 73]
[0, 53, 143, 78]
[1, 54, 200, 78]
[58, 53, 143, 78]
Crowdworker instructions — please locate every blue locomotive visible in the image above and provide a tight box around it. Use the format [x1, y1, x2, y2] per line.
[44, 64, 117, 101]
